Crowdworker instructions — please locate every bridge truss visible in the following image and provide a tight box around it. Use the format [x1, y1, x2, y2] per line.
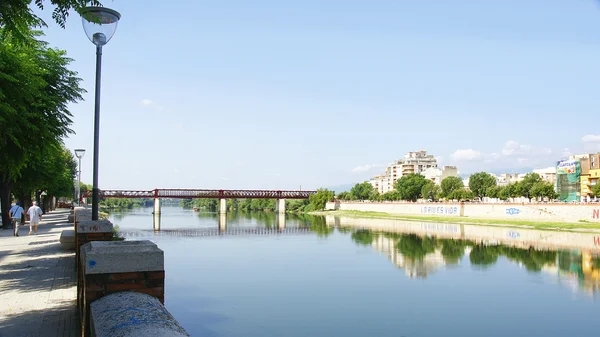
[85, 189, 316, 199]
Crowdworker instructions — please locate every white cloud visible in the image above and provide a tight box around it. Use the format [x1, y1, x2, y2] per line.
[451, 149, 482, 161]
[140, 99, 154, 106]
[582, 134, 600, 143]
[500, 140, 551, 157]
[351, 164, 386, 173]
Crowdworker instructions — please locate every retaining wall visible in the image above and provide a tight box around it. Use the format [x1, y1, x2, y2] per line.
[325, 201, 600, 223]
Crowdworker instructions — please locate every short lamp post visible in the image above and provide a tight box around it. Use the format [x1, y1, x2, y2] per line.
[74, 149, 86, 206]
[81, 6, 121, 220]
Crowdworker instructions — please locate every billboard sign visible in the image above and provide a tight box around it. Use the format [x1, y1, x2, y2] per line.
[556, 160, 578, 175]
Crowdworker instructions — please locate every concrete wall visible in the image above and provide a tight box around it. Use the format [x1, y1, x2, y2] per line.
[325, 201, 600, 223]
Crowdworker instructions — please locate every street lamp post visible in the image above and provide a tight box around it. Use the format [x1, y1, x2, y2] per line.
[81, 7, 121, 221]
[74, 149, 86, 206]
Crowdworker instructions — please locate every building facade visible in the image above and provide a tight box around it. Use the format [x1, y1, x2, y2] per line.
[369, 150, 443, 194]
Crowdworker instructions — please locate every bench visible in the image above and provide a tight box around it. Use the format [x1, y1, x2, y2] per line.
[60, 230, 75, 250]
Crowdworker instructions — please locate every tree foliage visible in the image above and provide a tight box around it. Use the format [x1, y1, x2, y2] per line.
[593, 183, 600, 198]
[307, 188, 334, 211]
[420, 180, 441, 201]
[0, 28, 84, 227]
[350, 182, 376, 200]
[394, 173, 428, 201]
[440, 176, 464, 198]
[468, 172, 497, 199]
[0, 0, 103, 42]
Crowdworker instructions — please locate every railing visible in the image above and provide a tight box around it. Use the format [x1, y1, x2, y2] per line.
[84, 189, 317, 199]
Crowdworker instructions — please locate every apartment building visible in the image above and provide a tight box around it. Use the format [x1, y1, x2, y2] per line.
[369, 150, 441, 194]
[576, 153, 600, 201]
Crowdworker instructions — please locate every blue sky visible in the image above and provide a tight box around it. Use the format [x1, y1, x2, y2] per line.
[34, 0, 600, 190]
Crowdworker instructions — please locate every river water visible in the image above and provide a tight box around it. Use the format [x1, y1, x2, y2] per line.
[109, 206, 600, 337]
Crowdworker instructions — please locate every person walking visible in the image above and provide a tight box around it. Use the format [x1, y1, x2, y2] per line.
[27, 201, 43, 235]
[9, 202, 25, 237]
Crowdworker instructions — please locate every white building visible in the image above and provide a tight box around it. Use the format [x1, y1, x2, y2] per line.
[422, 166, 460, 185]
[532, 167, 557, 184]
[369, 150, 441, 194]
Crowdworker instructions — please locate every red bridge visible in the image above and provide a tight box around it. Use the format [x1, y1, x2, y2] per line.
[85, 189, 316, 199]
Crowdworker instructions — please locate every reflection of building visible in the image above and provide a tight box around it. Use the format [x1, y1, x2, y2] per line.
[371, 236, 457, 278]
[542, 250, 600, 296]
[369, 150, 440, 194]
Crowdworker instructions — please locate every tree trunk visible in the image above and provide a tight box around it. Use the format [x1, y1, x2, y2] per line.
[0, 180, 13, 229]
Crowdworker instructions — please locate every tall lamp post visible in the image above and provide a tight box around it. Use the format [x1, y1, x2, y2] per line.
[74, 149, 86, 206]
[81, 7, 121, 221]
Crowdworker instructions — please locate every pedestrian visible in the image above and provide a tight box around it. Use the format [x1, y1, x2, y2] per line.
[27, 201, 44, 235]
[9, 202, 25, 237]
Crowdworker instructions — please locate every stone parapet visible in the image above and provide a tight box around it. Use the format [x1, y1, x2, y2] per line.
[80, 240, 166, 337]
[90, 292, 189, 337]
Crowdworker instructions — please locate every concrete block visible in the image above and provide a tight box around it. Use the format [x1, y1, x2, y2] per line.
[67, 214, 75, 223]
[60, 230, 76, 250]
[90, 292, 189, 337]
[81, 240, 164, 275]
[77, 220, 113, 233]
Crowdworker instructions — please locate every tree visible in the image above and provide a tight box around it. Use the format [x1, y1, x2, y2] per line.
[448, 188, 474, 201]
[381, 190, 401, 201]
[0, 29, 85, 227]
[394, 174, 428, 201]
[350, 182, 375, 200]
[593, 184, 600, 198]
[486, 185, 501, 199]
[336, 191, 352, 200]
[421, 180, 441, 201]
[530, 181, 557, 200]
[468, 172, 497, 199]
[440, 176, 464, 198]
[518, 173, 543, 199]
[307, 188, 335, 211]
[0, 1, 102, 42]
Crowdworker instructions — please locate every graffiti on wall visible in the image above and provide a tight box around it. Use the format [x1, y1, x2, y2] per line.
[421, 206, 459, 215]
[593, 209, 600, 219]
[505, 208, 521, 215]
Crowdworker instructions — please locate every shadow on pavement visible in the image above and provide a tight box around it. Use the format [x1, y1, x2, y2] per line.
[0, 298, 79, 337]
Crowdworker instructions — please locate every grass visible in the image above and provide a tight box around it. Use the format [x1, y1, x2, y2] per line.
[310, 210, 600, 232]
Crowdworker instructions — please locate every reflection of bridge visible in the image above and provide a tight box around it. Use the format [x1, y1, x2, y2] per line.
[120, 227, 312, 238]
[83, 188, 317, 230]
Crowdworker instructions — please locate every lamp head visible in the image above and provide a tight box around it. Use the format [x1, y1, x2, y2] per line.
[81, 6, 121, 46]
[74, 149, 86, 159]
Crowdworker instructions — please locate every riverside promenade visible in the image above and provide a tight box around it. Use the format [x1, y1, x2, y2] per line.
[0, 209, 78, 337]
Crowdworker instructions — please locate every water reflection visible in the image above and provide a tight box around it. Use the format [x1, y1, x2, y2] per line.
[340, 223, 600, 295]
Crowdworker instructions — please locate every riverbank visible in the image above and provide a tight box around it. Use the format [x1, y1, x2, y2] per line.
[311, 210, 600, 233]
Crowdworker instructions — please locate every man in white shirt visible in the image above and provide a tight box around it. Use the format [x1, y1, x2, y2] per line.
[27, 201, 43, 235]
[9, 202, 25, 237]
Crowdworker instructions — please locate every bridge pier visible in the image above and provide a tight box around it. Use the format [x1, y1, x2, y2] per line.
[218, 213, 227, 233]
[277, 213, 286, 230]
[219, 198, 227, 214]
[275, 198, 286, 214]
[153, 198, 161, 231]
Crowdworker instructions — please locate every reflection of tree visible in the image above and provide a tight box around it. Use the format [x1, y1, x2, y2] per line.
[396, 234, 436, 260]
[336, 226, 353, 234]
[469, 245, 499, 266]
[351, 230, 377, 246]
[309, 216, 333, 237]
[501, 247, 556, 272]
[440, 239, 466, 264]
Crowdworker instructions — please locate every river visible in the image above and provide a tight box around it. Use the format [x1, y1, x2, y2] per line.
[109, 206, 600, 337]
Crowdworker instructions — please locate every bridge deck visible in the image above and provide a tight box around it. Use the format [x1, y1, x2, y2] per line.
[86, 189, 317, 199]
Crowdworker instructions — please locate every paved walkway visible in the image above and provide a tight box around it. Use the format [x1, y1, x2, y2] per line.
[0, 209, 78, 337]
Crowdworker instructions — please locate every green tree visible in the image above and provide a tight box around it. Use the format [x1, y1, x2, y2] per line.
[0, 30, 85, 227]
[351, 229, 377, 246]
[593, 183, 600, 198]
[440, 176, 464, 198]
[447, 188, 474, 201]
[518, 173, 543, 198]
[307, 188, 335, 211]
[486, 185, 501, 199]
[530, 181, 557, 200]
[421, 180, 441, 201]
[381, 190, 401, 201]
[0, 1, 103, 42]
[336, 191, 352, 200]
[469, 245, 499, 267]
[468, 172, 497, 199]
[396, 234, 437, 260]
[350, 182, 375, 200]
[394, 173, 428, 201]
